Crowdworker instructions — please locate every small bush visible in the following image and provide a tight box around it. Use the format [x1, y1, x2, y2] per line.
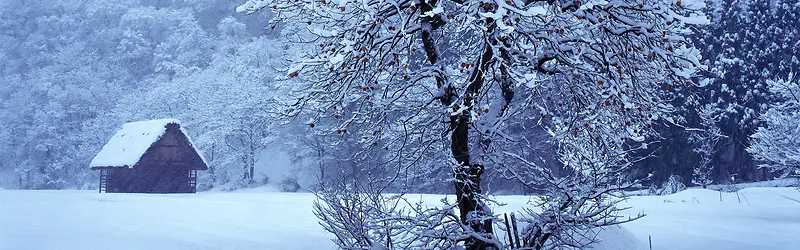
[196, 173, 214, 192]
[280, 175, 301, 192]
[648, 184, 660, 195]
[259, 173, 270, 185]
[660, 175, 687, 195]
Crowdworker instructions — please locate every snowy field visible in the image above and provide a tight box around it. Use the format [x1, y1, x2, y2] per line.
[1, 187, 799, 250]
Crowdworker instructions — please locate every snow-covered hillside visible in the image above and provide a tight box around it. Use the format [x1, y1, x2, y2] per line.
[0, 188, 798, 250]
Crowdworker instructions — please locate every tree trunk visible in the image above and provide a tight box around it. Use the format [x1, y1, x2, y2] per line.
[418, 7, 497, 247]
[449, 21, 497, 249]
[249, 134, 256, 181]
[452, 115, 493, 249]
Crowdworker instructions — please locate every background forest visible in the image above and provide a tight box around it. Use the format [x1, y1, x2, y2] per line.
[0, 0, 797, 193]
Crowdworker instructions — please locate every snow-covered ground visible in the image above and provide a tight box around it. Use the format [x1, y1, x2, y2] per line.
[621, 187, 800, 250]
[0, 187, 798, 250]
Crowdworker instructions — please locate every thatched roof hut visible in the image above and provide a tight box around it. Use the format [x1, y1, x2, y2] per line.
[90, 119, 208, 193]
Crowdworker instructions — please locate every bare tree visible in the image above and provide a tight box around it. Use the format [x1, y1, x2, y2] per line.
[239, 0, 707, 248]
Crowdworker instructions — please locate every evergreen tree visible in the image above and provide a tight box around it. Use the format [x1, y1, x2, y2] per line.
[697, 0, 799, 182]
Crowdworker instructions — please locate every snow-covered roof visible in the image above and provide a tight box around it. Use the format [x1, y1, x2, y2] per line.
[90, 118, 207, 168]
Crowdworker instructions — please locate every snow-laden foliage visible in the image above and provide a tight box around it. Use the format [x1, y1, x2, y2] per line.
[690, 0, 800, 182]
[514, 134, 646, 249]
[115, 33, 287, 190]
[0, 0, 286, 190]
[748, 74, 800, 179]
[240, 0, 706, 248]
[0, 0, 143, 189]
[1, 0, 795, 194]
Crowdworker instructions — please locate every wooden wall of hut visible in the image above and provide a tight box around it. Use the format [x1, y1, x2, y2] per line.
[98, 124, 204, 193]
